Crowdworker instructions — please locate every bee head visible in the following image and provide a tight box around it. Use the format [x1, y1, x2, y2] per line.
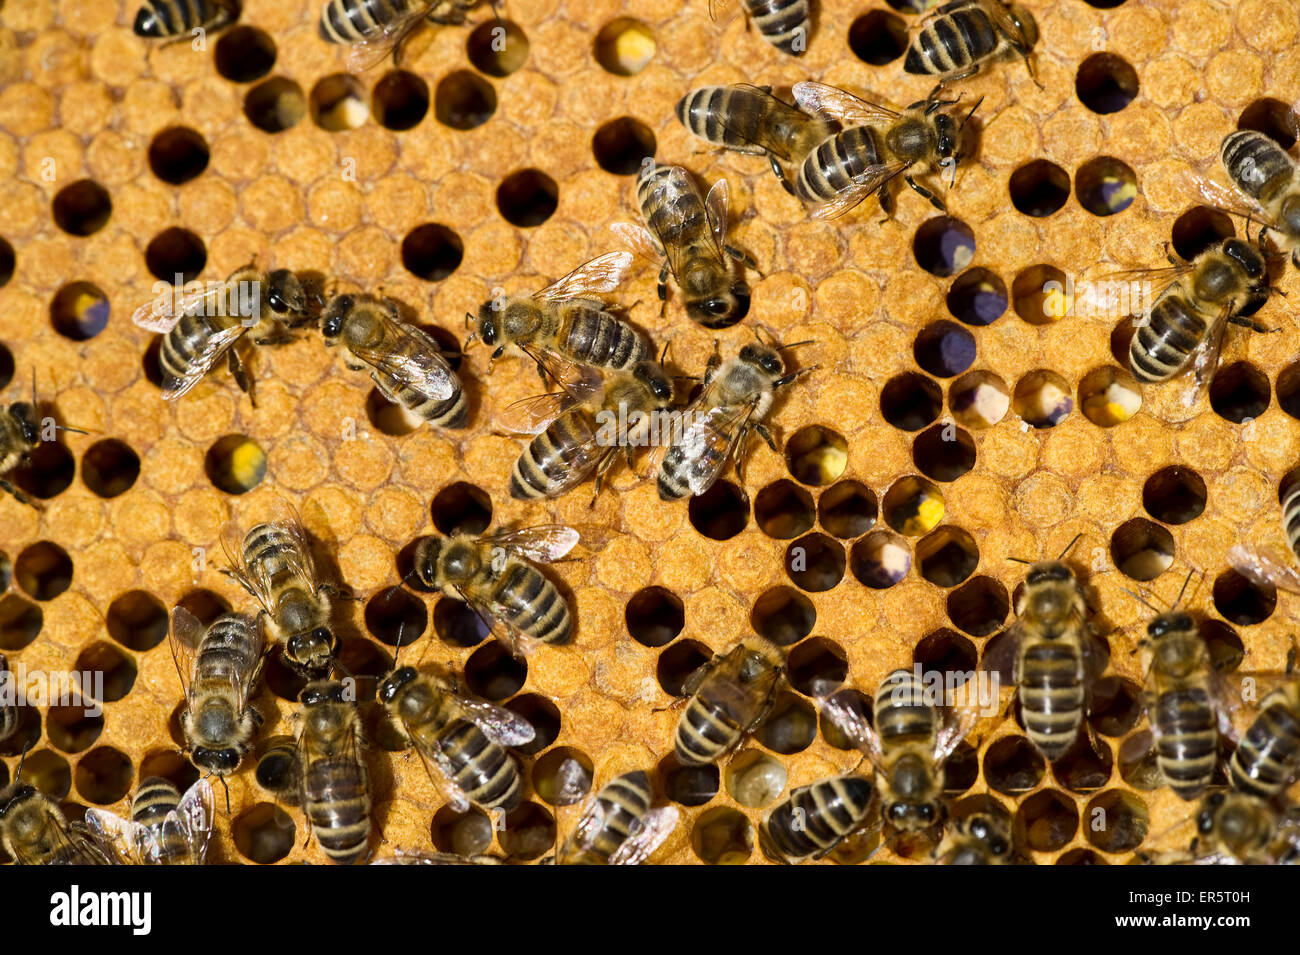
[0, 783, 34, 818]
[884, 798, 939, 831]
[9, 402, 38, 445]
[267, 269, 306, 316]
[320, 295, 353, 339]
[933, 112, 959, 164]
[474, 303, 500, 346]
[687, 283, 750, 328]
[633, 362, 673, 403]
[300, 680, 347, 706]
[132, 5, 166, 37]
[967, 815, 1009, 855]
[191, 747, 241, 774]
[378, 666, 418, 705]
[1016, 561, 1079, 626]
[1147, 611, 1193, 641]
[1279, 194, 1300, 239]
[414, 537, 443, 587]
[738, 343, 784, 377]
[287, 628, 337, 677]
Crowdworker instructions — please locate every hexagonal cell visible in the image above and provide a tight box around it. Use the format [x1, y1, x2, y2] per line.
[175, 589, 231, 626]
[944, 741, 980, 795]
[914, 628, 977, 691]
[15, 541, 72, 601]
[882, 475, 944, 536]
[1055, 739, 1113, 794]
[724, 750, 787, 808]
[817, 480, 876, 539]
[1088, 676, 1143, 737]
[433, 69, 494, 130]
[1011, 264, 1067, 325]
[496, 168, 558, 227]
[1118, 731, 1162, 791]
[21, 749, 71, 799]
[947, 267, 1007, 326]
[145, 227, 206, 283]
[1015, 789, 1078, 852]
[1237, 97, 1299, 148]
[1209, 361, 1270, 424]
[432, 805, 495, 855]
[467, 19, 530, 76]
[52, 180, 112, 236]
[626, 586, 685, 648]
[434, 597, 491, 648]
[754, 479, 816, 539]
[1009, 159, 1071, 217]
[80, 439, 141, 498]
[364, 586, 428, 648]
[1013, 370, 1074, 427]
[232, 803, 296, 864]
[0, 699, 41, 756]
[1075, 156, 1137, 216]
[50, 281, 110, 340]
[784, 533, 845, 592]
[464, 640, 527, 700]
[914, 320, 976, 378]
[504, 694, 560, 755]
[1109, 518, 1174, 581]
[308, 73, 368, 131]
[881, 372, 943, 431]
[1141, 466, 1206, 525]
[688, 480, 750, 540]
[1171, 205, 1234, 261]
[949, 370, 1010, 429]
[657, 639, 713, 697]
[430, 481, 493, 536]
[983, 736, 1045, 795]
[848, 9, 907, 64]
[1084, 790, 1148, 852]
[243, 77, 306, 133]
[214, 25, 277, 82]
[819, 687, 872, 750]
[1212, 568, 1274, 626]
[946, 576, 1008, 636]
[1057, 849, 1107, 865]
[373, 70, 430, 130]
[401, 223, 463, 281]
[74, 746, 133, 805]
[14, 439, 76, 501]
[912, 424, 976, 482]
[46, 703, 103, 754]
[849, 531, 911, 589]
[74, 641, 136, 702]
[659, 753, 719, 807]
[592, 116, 657, 175]
[137, 751, 200, 793]
[787, 636, 848, 698]
[784, 425, 847, 486]
[1200, 619, 1244, 673]
[1078, 365, 1141, 426]
[753, 692, 816, 754]
[532, 747, 593, 806]
[1075, 52, 1139, 113]
[0, 594, 42, 651]
[913, 216, 975, 276]
[692, 806, 753, 864]
[916, 526, 979, 587]
[105, 590, 166, 651]
[205, 435, 267, 494]
[750, 586, 816, 646]
[500, 802, 556, 861]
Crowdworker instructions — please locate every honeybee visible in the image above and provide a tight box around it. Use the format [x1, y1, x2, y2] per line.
[378, 665, 535, 814]
[1121, 237, 1274, 399]
[758, 774, 876, 864]
[903, 0, 1040, 92]
[412, 525, 579, 656]
[1230, 674, 1300, 799]
[656, 339, 815, 501]
[170, 607, 267, 786]
[133, 0, 237, 39]
[84, 777, 214, 865]
[319, 0, 483, 70]
[0, 654, 16, 742]
[468, 252, 649, 386]
[1144, 791, 1300, 865]
[0, 376, 86, 508]
[556, 770, 680, 865]
[710, 0, 811, 56]
[0, 777, 114, 865]
[221, 508, 345, 680]
[790, 81, 981, 219]
[612, 162, 758, 329]
[670, 635, 785, 765]
[321, 292, 467, 430]
[500, 358, 674, 503]
[676, 85, 836, 196]
[823, 667, 979, 835]
[932, 810, 1015, 864]
[296, 680, 372, 865]
[254, 736, 303, 806]
[133, 264, 309, 405]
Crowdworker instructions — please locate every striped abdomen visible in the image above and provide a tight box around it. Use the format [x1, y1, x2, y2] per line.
[904, 3, 1000, 76]
[131, 777, 188, 864]
[510, 408, 602, 500]
[1129, 294, 1206, 382]
[377, 325, 467, 428]
[1284, 482, 1300, 564]
[134, 0, 234, 38]
[677, 87, 772, 155]
[741, 0, 810, 55]
[760, 775, 874, 863]
[562, 771, 653, 865]
[1229, 692, 1300, 798]
[1222, 130, 1294, 204]
[244, 523, 305, 592]
[486, 560, 572, 645]
[558, 303, 647, 370]
[435, 719, 524, 812]
[875, 668, 940, 749]
[160, 312, 238, 383]
[319, 0, 414, 42]
[1152, 686, 1217, 799]
[795, 126, 882, 206]
[194, 615, 261, 689]
[657, 409, 735, 500]
[637, 164, 710, 256]
[303, 752, 371, 864]
[1017, 641, 1084, 760]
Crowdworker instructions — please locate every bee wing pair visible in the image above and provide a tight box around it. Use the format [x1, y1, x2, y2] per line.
[218, 500, 336, 616]
[346, 302, 459, 402]
[83, 779, 215, 866]
[791, 82, 916, 220]
[341, 0, 445, 73]
[642, 389, 765, 497]
[556, 762, 680, 866]
[610, 171, 734, 284]
[168, 606, 263, 713]
[821, 690, 980, 774]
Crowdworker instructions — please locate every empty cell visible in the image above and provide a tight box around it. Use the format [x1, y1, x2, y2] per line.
[52, 180, 112, 236]
[0, 238, 13, 287]
[434, 69, 494, 130]
[15, 541, 72, 600]
[0, 594, 40, 651]
[363, 586, 427, 647]
[80, 439, 140, 498]
[1054, 739, 1113, 794]
[145, 227, 206, 283]
[496, 168, 558, 227]
[912, 424, 976, 482]
[22, 750, 71, 800]
[592, 116, 656, 175]
[657, 639, 713, 697]
[916, 525, 979, 587]
[433, 597, 491, 648]
[784, 533, 845, 591]
[1009, 159, 1070, 217]
[1141, 466, 1206, 524]
[1171, 206, 1234, 261]
[817, 480, 877, 539]
[1088, 676, 1143, 737]
[430, 481, 492, 536]
[1237, 97, 1299, 149]
[848, 9, 907, 65]
[913, 628, 977, 687]
[374, 70, 430, 131]
[983, 735, 1045, 795]
[402, 223, 463, 282]
[74, 746, 133, 805]
[753, 479, 816, 539]
[750, 586, 816, 645]
[464, 640, 526, 700]
[233, 803, 295, 864]
[1212, 569, 1274, 626]
[148, 126, 210, 182]
[467, 19, 529, 76]
[175, 589, 230, 626]
[1057, 849, 1107, 865]
[753, 692, 816, 754]
[74, 641, 136, 702]
[1110, 518, 1174, 581]
[688, 480, 750, 540]
[1209, 361, 1269, 424]
[215, 26, 277, 83]
[13, 441, 75, 501]
[946, 576, 1008, 636]
[1075, 52, 1138, 114]
[626, 586, 685, 648]
[501, 802, 555, 861]
[1277, 361, 1300, 419]
[787, 636, 848, 697]
[881, 373, 943, 431]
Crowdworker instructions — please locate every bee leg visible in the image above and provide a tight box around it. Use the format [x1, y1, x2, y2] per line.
[724, 244, 764, 278]
[657, 266, 669, 316]
[0, 477, 38, 509]
[754, 422, 778, 454]
[877, 184, 896, 222]
[769, 154, 797, 196]
[1164, 242, 1181, 268]
[651, 695, 691, 714]
[905, 175, 947, 213]
[1228, 316, 1277, 334]
[227, 349, 257, 408]
[773, 365, 819, 389]
[704, 341, 722, 384]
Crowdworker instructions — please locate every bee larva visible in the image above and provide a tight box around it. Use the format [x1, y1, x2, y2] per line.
[1219, 129, 1300, 268]
[133, 0, 237, 39]
[556, 770, 679, 865]
[933, 811, 1013, 864]
[297, 680, 372, 865]
[758, 774, 875, 864]
[84, 778, 214, 865]
[377, 665, 534, 814]
[903, 0, 1039, 92]
[672, 636, 784, 765]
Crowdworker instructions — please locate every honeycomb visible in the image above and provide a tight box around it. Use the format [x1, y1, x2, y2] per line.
[1, 0, 1300, 865]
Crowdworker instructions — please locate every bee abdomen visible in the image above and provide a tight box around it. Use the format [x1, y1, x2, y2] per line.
[1019, 644, 1084, 759]
[904, 5, 998, 75]
[676, 87, 768, 154]
[638, 167, 707, 249]
[134, 0, 232, 38]
[510, 413, 597, 500]
[1129, 296, 1205, 383]
[1282, 483, 1300, 564]
[675, 698, 742, 765]
[393, 378, 468, 429]
[493, 561, 573, 645]
[741, 0, 810, 55]
[874, 668, 938, 745]
[195, 617, 261, 684]
[796, 126, 881, 205]
[1229, 701, 1300, 798]
[303, 758, 371, 864]
[1153, 687, 1217, 799]
[577, 772, 652, 863]
[440, 719, 523, 811]
[1222, 130, 1291, 202]
[760, 775, 874, 863]
[319, 0, 411, 42]
[160, 312, 218, 381]
[564, 310, 646, 369]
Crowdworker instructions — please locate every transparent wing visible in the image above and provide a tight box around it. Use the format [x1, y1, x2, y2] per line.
[638, 165, 712, 283]
[1174, 167, 1271, 224]
[936, 695, 987, 762]
[163, 778, 215, 865]
[553, 756, 594, 805]
[454, 588, 543, 660]
[978, 624, 1022, 682]
[217, 520, 266, 609]
[704, 177, 731, 254]
[979, 0, 1032, 44]
[1178, 303, 1232, 408]
[457, 696, 537, 747]
[407, 735, 472, 813]
[535, 252, 633, 302]
[678, 400, 759, 497]
[162, 322, 247, 401]
[350, 315, 457, 402]
[344, 2, 437, 73]
[792, 81, 902, 127]
[608, 221, 665, 265]
[609, 806, 680, 865]
[515, 344, 604, 401]
[132, 282, 230, 335]
[168, 606, 204, 703]
[808, 159, 913, 220]
[821, 693, 886, 770]
[496, 390, 579, 436]
[478, 524, 580, 563]
[82, 809, 146, 865]
[1228, 543, 1300, 595]
[1102, 262, 1192, 293]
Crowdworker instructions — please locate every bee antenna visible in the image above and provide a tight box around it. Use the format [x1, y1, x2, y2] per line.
[392, 616, 408, 667]
[960, 95, 984, 132]
[54, 424, 89, 435]
[207, 771, 232, 815]
[1006, 556, 1032, 565]
[1172, 567, 1200, 611]
[1119, 586, 1163, 615]
[777, 339, 816, 350]
[658, 340, 671, 364]
[1057, 533, 1083, 560]
[13, 737, 32, 784]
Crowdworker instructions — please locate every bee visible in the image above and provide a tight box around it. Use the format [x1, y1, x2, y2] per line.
[1230, 675, 1300, 799]
[670, 635, 785, 765]
[133, 264, 309, 405]
[0, 375, 86, 508]
[710, 0, 811, 56]
[675, 85, 836, 196]
[84, 777, 214, 865]
[612, 162, 759, 329]
[468, 252, 648, 386]
[790, 81, 981, 219]
[1141, 791, 1300, 865]
[932, 810, 1014, 864]
[1122, 237, 1274, 397]
[500, 358, 674, 503]
[297, 680, 372, 865]
[823, 667, 979, 835]
[319, 0, 483, 70]
[656, 339, 815, 501]
[170, 607, 266, 787]
[0, 777, 113, 865]
[556, 770, 680, 865]
[1199, 130, 1300, 269]
[903, 0, 1039, 92]
[0, 654, 16, 742]
[221, 507, 346, 680]
[412, 525, 579, 656]
[758, 774, 876, 864]
[133, 0, 237, 39]
[377, 665, 535, 814]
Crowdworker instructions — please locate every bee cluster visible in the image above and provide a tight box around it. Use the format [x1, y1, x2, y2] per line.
[1, 0, 1299, 865]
